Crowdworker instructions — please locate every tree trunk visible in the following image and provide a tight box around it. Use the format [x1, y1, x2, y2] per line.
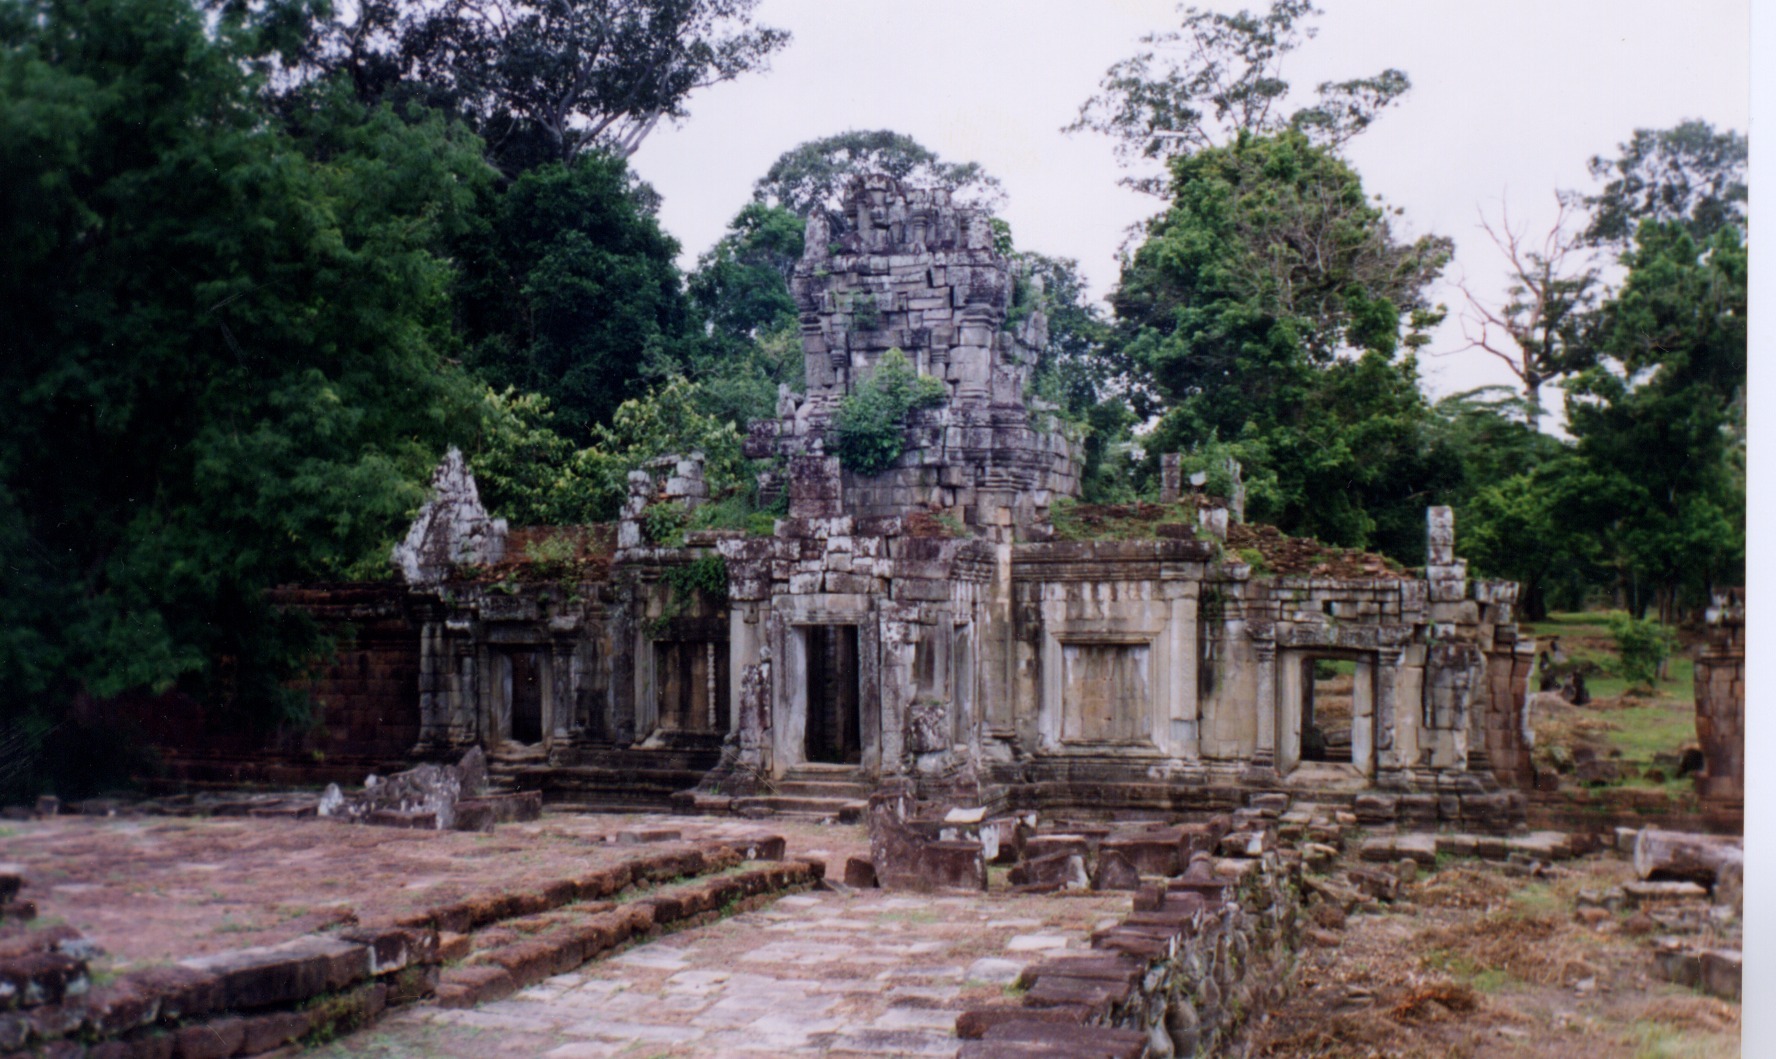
[1633, 828, 1743, 887]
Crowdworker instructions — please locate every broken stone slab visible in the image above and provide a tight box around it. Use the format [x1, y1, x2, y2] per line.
[1009, 851, 1089, 892]
[1622, 881, 1710, 908]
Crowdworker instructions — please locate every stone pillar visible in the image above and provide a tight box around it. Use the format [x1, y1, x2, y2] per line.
[1159, 453, 1182, 504]
[1245, 625, 1278, 782]
[1373, 647, 1404, 786]
[1695, 588, 1745, 804]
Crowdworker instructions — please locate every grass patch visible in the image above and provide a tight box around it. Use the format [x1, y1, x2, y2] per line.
[1629, 1018, 1739, 1059]
[1049, 498, 1208, 542]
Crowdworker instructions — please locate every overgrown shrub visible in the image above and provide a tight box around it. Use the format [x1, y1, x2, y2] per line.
[832, 349, 946, 475]
[1608, 614, 1675, 687]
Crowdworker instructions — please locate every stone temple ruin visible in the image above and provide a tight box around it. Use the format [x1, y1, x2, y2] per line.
[362, 175, 1535, 831]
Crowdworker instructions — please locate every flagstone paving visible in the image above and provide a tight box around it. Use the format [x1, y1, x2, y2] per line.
[320, 884, 1128, 1058]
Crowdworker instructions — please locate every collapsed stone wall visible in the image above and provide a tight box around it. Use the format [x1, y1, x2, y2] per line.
[957, 846, 1301, 1057]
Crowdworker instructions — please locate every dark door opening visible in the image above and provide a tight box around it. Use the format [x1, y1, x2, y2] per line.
[508, 650, 544, 744]
[805, 625, 862, 764]
[1301, 656, 1354, 763]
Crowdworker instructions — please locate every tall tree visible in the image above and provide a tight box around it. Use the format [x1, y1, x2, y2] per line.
[1113, 131, 1452, 554]
[0, 0, 488, 795]
[685, 201, 806, 427]
[1067, 0, 1410, 194]
[241, 0, 790, 172]
[1563, 222, 1746, 620]
[752, 129, 1005, 219]
[453, 153, 697, 442]
[1581, 120, 1747, 250]
[1454, 198, 1601, 430]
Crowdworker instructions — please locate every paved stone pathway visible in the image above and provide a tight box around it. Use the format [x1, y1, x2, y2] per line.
[324, 886, 1126, 1058]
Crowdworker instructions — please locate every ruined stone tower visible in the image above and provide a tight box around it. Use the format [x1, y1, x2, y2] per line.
[749, 173, 1081, 534]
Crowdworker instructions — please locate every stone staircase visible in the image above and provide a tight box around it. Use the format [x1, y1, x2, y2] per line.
[489, 742, 723, 812]
[734, 763, 871, 820]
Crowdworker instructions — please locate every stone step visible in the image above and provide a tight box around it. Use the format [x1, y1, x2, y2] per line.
[773, 779, 872, 798]
[733, 794, 869, 818]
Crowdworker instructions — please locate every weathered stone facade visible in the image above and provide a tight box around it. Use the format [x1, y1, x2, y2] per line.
[376, 176, 1532, 823]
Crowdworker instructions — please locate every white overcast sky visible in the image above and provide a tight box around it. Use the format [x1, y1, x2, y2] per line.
[627, 0, 1750, 400]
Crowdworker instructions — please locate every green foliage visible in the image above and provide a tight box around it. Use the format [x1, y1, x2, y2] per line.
[467, 388, 590, 525]
[831, 350, 946, 476]
[0, 0, 488, 797]
[1113, 131, 1453, 559]
[685, 202, 806, 427]
[1607, 615, 1675, 689]
[1581, 120, 1747, 249]
[688, 489, 785, 537]
[454, 154, 696, 442]
[255, 0, 790, 171]
[575, 377, 748, 522]
[1067, 0, 1411, 194]
[649, 553, 729, 636]
[1563, 222, 1745, 619]
[847, 293, 882, 332]
[643, 504, 689, 548]
[752, 129, 1005, 218]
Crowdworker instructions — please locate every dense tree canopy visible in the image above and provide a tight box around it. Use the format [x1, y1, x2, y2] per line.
[246, 0, 790, 172]
[1111, 131, 1453, 555]
[0, 0, 490, 793]
[454, 153, 697, 442]
[1581, 120, 1747, 250]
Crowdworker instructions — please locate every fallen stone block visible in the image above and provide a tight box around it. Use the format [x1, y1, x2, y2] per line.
[1700, 949, 1742, 1001]
[1099, 830, 1182, 877]
[1089, 849, 1141, 892]
[1358, 836, 1396, 863]
[843, 856, 878, 889]
[1352, 793, 1397, 824]
[1009, 852, 1088, 892]
[1623, 881, 1710, 908]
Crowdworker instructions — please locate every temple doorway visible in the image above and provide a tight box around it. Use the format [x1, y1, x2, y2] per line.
[805, 625, 862, 764]
[497, 648, 545, 745]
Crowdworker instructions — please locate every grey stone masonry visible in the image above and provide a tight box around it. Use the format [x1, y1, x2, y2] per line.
[752, 173, 1082, 535]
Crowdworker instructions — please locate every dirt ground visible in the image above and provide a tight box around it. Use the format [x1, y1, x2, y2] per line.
[1246, 854, 1740, 1058]
[0, 811, 866, 975]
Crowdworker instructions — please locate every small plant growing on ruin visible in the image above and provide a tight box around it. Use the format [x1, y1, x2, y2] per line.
[934, 511, 969, 538]
[832, 348, 946, 475]
[848, 292, 882, 332]
[647, 553, 730, 637]
[523, 535, 579, 579]
[1236, 547, 1271, 574]
[643, 503, 688, 547]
